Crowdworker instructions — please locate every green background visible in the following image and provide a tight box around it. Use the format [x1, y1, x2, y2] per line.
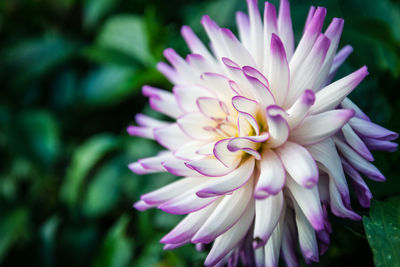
[0, 0, 399, 266]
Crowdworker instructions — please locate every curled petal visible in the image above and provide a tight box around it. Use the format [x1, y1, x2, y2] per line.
[196, 157, 255, 198]
[187, 155, 241, 177]
[266, 105, 289, 148]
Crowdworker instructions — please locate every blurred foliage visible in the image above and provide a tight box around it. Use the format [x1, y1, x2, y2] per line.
[0, 0, 399, 266]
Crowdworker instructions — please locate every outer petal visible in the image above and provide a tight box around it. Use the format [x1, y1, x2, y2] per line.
[141, 177, 206, 205]
[334, 137, 385, 181]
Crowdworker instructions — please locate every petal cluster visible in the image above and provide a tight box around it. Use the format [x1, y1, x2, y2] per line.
[128, 0, 398, 266]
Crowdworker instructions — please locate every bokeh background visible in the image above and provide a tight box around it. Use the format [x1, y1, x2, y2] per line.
[1, 0, 400, 266]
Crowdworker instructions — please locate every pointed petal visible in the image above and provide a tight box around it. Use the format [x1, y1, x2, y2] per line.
[290, 109, 354, 145]
[334, 137, 385, 181]
[268, 34, 290, 105]
[310, 66, 368, 114]
[278, 0, 294, 59]
[286, 89, 315, 129]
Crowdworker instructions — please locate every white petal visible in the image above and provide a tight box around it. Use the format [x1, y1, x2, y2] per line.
[253, 191, 284, 248]
[334, 137, 385, 181]
[263, 212, 285, 267]
[286, 175, 324, 231]
[268, 34, 289, 105]
[287, 34, 331, 105]
[196, 157, 255, 197]
[160, 200, 219, 244]
[187, 155, 241, 177]
[142, 85, 183, 118]
[154, 123, 192, 151]
[290, 109, 354, 145]
[276, 142, 319, 188]
[204, 199, 255, 266]
[293, 201, 319, 263]
[266, 105, 289, 148]
[309, 66, 368, 114]
[342, 124, 373, 161]
[141, 177, 206, 205]
[173, 84, 214, 113]
[177, 112, 217, 140]
[286, 89, 315, 129]
[278, 0, 294, 59]
[255, 149, 285, 197]
[192, 177, 254, 243]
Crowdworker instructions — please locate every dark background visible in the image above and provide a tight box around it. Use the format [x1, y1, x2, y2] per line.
[0, 0, 399, 266]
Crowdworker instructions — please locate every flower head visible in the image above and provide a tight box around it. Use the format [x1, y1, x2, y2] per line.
[128, 0, 398, 266]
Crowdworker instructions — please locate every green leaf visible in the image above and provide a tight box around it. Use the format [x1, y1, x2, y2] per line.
[94, 215, 133, 267]
[80, 65, 138, 107]
[83, 157, 124, 217]
[3, 35, 77, 86]
[0, 208, 29, 263]
[60, 134, 118, 209]
[363, 196, 400, 267]
[84, 0, 119, 29]
[96, 15, 155, 66]
[17, 110, 61, 167]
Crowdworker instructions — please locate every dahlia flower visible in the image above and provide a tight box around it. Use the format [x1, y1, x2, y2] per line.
[128, 0, 398, 266]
